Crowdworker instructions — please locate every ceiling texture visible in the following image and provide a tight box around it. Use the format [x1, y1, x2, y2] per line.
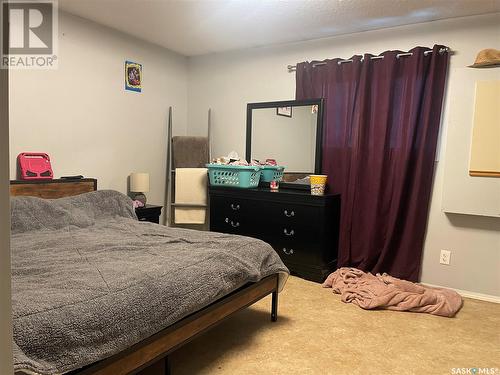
[58, 0, 500, 57]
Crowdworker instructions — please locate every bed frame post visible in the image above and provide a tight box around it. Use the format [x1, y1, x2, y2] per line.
[271, 291, 278, 322]
[271, 276, 278, 322]
[164, 355, 171, 375]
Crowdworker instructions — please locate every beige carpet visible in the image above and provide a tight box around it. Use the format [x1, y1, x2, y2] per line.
[170, 276, 500, 375]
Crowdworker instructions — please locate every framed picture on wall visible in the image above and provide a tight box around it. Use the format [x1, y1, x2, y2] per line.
[469, 80, 500, 177]
[276, 106, 292, 117]
[125, 61, 142, 92]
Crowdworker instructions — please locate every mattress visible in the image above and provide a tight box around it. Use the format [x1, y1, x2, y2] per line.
[10, 190, 288, 374]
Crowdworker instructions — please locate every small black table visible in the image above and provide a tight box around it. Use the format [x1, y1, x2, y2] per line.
[135, 204, 163, 224]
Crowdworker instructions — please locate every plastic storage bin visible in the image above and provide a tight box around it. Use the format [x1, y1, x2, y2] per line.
[206, 164, 261, 188]
[260, 166, 285, 182]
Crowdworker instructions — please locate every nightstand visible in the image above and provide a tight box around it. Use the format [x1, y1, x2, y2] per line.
[135, 204, 163, 224]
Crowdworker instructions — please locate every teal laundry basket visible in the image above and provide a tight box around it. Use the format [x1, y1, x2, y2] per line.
[206, 164, 261, 188]
[260, 166, 285, 182]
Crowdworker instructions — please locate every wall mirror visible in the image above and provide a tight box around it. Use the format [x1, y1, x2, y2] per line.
[246, 99, 324, 188]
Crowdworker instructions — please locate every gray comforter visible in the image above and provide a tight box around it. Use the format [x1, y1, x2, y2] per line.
[11, 190, 288, 375]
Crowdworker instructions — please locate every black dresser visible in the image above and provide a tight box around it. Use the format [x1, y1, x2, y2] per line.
[209, 186, 340, 282]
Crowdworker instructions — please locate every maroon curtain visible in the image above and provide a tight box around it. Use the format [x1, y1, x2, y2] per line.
[296, 45, 449, 281]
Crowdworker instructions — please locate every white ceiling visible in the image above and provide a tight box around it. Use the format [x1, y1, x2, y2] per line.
[58, 0, 500, 57]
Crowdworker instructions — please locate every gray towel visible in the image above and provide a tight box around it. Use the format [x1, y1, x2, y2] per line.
[172, 136, 209, 168]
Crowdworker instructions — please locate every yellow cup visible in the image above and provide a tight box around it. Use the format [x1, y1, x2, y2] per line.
[310, 175, 327, 195]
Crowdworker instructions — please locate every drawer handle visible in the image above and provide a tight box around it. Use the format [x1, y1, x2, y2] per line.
[225, 217, 240, 228]
[282, 247, 294, 255]
[284, 210, 295, 217]
[230, 203, 240, 211]
[283, 228, 295, 236]
[139, 217, 147, 221]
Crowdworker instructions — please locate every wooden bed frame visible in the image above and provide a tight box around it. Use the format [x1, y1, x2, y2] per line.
[10, 178, 98, 199]
[10, 179, 280, 375]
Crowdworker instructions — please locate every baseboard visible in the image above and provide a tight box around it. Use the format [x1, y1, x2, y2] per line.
[420, 283, 500, 304]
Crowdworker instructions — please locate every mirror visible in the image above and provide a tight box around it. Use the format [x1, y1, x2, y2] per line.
[246, 99, 323, 187]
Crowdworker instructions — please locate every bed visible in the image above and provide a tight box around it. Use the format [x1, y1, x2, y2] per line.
[10, 179, 289, 375]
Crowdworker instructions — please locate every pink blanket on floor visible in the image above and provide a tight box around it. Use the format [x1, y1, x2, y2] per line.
[323, 268, 463, 317]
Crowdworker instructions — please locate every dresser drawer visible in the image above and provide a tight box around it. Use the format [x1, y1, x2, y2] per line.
[210, 196, 258, 235]
[210, 214, 250, 235]
[210, 196, 254, 217]
[264, 237, 320, 267]
[258, 202, 325, 243]
[265, 223, 323, 245]
[263, 202, 322, 232]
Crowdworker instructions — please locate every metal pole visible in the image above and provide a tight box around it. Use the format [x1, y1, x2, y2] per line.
[164, 106, 172, 226]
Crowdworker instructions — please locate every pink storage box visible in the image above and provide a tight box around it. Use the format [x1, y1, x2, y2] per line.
[17, 152, 54, 180]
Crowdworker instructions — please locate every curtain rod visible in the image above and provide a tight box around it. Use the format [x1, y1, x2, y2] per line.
[287, 47, 452, 72]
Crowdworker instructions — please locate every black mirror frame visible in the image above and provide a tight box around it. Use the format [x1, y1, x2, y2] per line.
[246, 98, 324, 189]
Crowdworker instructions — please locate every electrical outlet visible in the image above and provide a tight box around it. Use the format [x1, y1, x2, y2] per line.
[440, 250, 451, 265]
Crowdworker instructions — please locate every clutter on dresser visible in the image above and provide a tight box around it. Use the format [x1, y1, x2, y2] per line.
[207, 152, 285, 189]
[310, 174, 328, 195]
[270, 180, 279, 191]
[17, 152, 54, 180]
[130, 172, 149, 205]
[207, 163, 262, 188]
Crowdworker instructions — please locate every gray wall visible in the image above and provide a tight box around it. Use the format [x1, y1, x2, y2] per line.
[187, 13, 500, 297]
[9, 12, 188, 209]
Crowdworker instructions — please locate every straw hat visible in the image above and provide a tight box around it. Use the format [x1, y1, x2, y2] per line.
[468, 49, 500, 68]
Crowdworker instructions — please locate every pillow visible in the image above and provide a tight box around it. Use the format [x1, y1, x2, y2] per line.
[11, 190, 137, 234]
